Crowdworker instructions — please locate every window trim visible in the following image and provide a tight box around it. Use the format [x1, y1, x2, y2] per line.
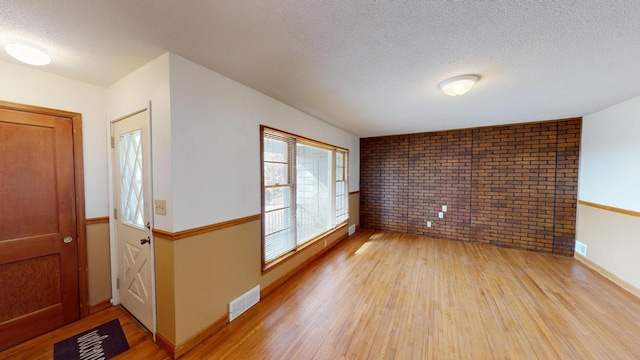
[260, 125, 349, 272]
[262, 222, 348, 273]
[262, 132, 296, 262]
[335, 149, 348, 224]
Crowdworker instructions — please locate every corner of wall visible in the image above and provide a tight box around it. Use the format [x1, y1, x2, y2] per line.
[86, 220, 112, 309]
[154, 236, 177, 345]
[349, 191, 360, 228]
[576, 94, 640, 295]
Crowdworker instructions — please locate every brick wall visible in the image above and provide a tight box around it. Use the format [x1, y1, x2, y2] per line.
[408, 130, 472, 242]
[360, 135, 409, 233]
[552, 119, 581, 256]
[360, 119, 581, 256]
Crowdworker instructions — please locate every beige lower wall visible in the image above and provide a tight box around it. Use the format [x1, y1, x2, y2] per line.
[153, 192, 360, 347]
[162, 218, 353, 345]
[155, 236, 177, 344]
[349, 192, 360, 228]
[86, 221, 112, 307]
[576, 203, 640, 291]
[172, 220, 262, 345]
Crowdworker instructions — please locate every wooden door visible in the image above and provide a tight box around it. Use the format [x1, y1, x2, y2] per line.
[112, 110, 155, 331]
[0, 107, 79, 350]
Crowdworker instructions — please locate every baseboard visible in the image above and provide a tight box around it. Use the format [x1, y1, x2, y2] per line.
[261, 232, 348, 298]
[174, 314, 227, 358]
[155, 315, 228, 359]
[156, 230, 350, 358]
[88, 299, 112, 314]
[575, 254, 640, 299]
[155, 332, 175, 358]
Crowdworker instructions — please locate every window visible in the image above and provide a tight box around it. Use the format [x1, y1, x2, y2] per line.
[335, 150, 348, 224]
[119, 129, 145, 228]
[261, 126, 349, 265]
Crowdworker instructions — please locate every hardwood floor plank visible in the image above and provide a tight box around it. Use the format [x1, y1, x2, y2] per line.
[183, 230, 640, 359]
[0, 306, 169, 360]
[2, 229, 640, 359]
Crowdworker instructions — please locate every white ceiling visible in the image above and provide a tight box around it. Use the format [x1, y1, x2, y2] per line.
[1, 1, 639, 137]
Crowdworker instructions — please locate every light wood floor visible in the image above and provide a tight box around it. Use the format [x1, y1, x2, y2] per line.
[3, 229, 640, 359]
[0, 305, 168, 360]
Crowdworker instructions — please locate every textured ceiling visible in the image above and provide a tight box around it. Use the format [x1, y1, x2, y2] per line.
[1, 1, 639, 137]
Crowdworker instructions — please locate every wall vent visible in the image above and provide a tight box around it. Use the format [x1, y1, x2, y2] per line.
[229, 285, 260, 322]
[575, 240, 588, 256]
[348, 224, 356, 236]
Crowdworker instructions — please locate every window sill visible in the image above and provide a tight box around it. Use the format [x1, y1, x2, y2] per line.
[262, 222, 348, 274]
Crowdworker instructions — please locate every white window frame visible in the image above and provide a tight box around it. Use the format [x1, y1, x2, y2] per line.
[261, 126, 349, 269]
[335, 149, 349, 224]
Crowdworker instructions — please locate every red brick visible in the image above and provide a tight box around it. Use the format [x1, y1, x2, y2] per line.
[360, 119, 581, 256]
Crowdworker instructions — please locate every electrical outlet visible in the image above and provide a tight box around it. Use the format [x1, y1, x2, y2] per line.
[438, 212, 444, 219]
[575, 240, 587, 256]
[154, 199, 167, 215]
[427, 221, 431, 227]
[442, 205, 447, 212]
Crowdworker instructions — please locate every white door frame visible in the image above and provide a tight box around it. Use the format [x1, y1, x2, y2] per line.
[107, 102, 157, 335]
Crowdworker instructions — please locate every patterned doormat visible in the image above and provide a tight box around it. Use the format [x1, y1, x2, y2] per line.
[53, 319, 130, 360]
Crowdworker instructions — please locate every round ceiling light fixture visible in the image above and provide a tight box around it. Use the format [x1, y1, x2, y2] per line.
[4, 39, 51, 66]
[438, 75, 479, 96]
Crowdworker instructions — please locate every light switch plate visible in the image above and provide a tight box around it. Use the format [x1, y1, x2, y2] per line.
[442, 205, 447, 212]
[438, 212, 444, 219]
[154, 199, 167, 215]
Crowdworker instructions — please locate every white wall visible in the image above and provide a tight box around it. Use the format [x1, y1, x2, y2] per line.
[577, 94, 640, 291]
[2, 51, 360, 232]
[0, 60, 108, 218]
[579, 96, 640, 211]
[168, 53, 360, 231]
[107, 53, 173, 231]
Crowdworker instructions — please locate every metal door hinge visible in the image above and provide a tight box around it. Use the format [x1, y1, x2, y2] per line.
[113, 208, 118, 219]
[116, 277, 120, 289]
[111, 136, 115, 148]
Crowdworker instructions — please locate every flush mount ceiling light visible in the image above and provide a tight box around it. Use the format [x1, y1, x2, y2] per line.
[4, 39, 51, 66]
[438, 75, 479, 96]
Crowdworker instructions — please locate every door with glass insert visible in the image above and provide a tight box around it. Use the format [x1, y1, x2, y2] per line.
[112, 110, 154, 331]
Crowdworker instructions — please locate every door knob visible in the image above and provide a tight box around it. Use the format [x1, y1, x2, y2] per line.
[140, 237, 151, 245]
[63, 236, 73, 244]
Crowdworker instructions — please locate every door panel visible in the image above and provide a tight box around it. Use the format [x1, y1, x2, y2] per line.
[113, 111, 154, 331]
[0, 108, 78, 350]
[0, 116, 60, 240]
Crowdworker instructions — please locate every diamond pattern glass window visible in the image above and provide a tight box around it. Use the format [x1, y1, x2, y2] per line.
[119, 129, 145, 228]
